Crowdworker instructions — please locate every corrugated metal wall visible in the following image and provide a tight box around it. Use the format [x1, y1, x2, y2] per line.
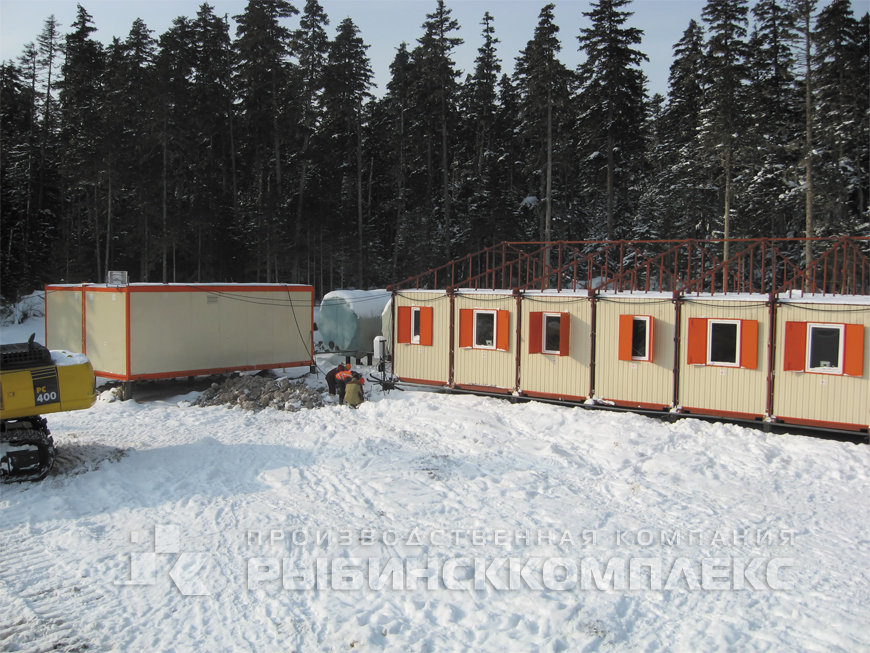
[679, 300, 769, 417]
[774, 303, 870, 427]
[46, 287, 83, 353]
[453, 293, 516, 391]
[129, 289, 312, 376]
[392, 291, 450, 385]
[595, 298, 674, 408]
[519, 294, 591, 400]
[85, 289, 127, 376]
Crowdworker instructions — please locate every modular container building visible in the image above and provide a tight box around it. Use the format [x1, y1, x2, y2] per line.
[388, 237, 870, 433]
[45, 283, 314, 381]
[392, 290, 451, 386]
[773, 295, 869, 431]
[519, 292, 591, 403]
[593, 294, 675, 411]
[453, 291, 517, 393]
[678, 297, 771, 421]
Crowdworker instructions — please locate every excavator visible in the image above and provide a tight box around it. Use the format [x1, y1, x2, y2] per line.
[0, 334, 96, 482]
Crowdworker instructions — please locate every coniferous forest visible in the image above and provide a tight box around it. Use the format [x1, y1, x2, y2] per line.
[1, 0, 867, 300]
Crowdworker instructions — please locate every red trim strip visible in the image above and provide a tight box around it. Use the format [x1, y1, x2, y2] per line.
[521, 390, 587, 403]
[397, 377, 448, 387]
[682, 406, 764, 421]
[47, 284, 312, 294]
[81, 284, 87, 355]
[95, 360, 314, 382]
[605, 398, 670, 411]
[455, 384, 512, 395]
[125, 286, 131, 377]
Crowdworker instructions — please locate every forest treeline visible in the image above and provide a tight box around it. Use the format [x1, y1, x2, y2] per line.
[1, 0, 867, 299]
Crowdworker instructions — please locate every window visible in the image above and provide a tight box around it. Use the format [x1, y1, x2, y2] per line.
[528, 312, 571, 356]
[618, 315, 653, 362]
[397, 305, 433, 346]
[459, 308, 510, 351]
[806, 323, 844, 373]
[686, 318, 758, 369]
[783, 321, 864, 376]
[411, 307, 422, 344]
[543, 314, 562, 354]
[474, 310, 496, 349]
[707, 320, 740, 367]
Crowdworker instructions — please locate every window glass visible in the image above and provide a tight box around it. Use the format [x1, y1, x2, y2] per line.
[474, 312, 495, 348]
[543, 314, 561, 353]
[631, 318, 647, 359]
[411, 308, 421, 344]
[709, 321, 738, 365]
[808, 326, 841, 370]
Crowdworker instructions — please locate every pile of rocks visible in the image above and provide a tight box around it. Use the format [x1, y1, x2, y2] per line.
[193, 374, 324, 412]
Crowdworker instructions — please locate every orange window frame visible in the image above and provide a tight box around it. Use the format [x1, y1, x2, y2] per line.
[397, 305, 433, 346]
[528, 312, 570, 356]
[460, 308, 510, 352]
[686, 317, 758, 369]
[618, 314, 653, 363]
[784, 321, 864, 377]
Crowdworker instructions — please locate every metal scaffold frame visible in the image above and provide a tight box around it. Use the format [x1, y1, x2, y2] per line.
[389, 237, 870, 298]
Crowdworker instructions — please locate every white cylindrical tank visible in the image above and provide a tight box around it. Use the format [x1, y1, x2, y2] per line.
[373, 336, 387, 363]
[319, 290, 391, 355]
[381, 297, 393, 358]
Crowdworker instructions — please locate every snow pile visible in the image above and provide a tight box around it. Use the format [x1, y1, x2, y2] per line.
[0, 291, 44, 326]
[193, 373, 324, 411]
[51, 350, 90, 366]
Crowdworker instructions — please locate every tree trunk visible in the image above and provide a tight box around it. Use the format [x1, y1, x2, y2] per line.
[105, 167, 112, 280]
[357, 99, 365, 288]
[802, 7, 814, 272]
[723, 146, 731, 264]
[162, 116, 168, 283]
[546, 88, 553, 266]
[441, 83, 451, 260]
[606, 100, 614, 241]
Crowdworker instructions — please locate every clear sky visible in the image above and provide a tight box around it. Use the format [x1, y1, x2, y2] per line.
[0, 0, 854, 100]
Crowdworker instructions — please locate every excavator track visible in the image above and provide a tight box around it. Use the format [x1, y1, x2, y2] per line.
[0, 416, 56, 483]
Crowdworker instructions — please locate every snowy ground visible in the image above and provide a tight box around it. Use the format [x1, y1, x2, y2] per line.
[2, 306, 870, 652]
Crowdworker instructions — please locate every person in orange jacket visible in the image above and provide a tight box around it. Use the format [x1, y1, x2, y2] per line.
[345, 372, 365, 408]
[325, 363, 345, 396]
[335, 366, 353, 405]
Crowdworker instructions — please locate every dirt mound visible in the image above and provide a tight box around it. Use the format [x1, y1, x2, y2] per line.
[193, 374, 324, 412]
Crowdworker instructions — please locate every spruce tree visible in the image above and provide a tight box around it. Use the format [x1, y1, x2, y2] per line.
[788, 0, 817, 264]
[233, 0, 298, 282]
[577, 0, 648, 240]
[294, 0, 330, 284]
[700, 0, 750, 259]
[656, 20, 714, 239]
[813, 0, 864, 233]
[57, 5, 104, 282]
[191, 5, 237, 281]
[460, 12, 502, 250]
[414, 0, 463, 260]
[323, 17, 373, 287]
[514, 4, 572, 247]
[742, 0, 799, 238]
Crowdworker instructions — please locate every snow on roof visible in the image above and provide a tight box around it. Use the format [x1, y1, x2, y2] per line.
[777, 291, 870, 306]
[393, 289, 449, 295]
[47, 282, 311, 289]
